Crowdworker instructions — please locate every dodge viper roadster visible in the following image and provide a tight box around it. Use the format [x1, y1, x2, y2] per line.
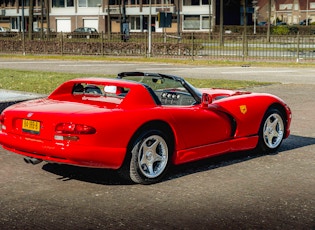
[0, 72, 291, 184]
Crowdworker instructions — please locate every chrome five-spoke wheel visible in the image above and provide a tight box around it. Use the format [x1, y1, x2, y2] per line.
[127, 129, 172, 184]
[258, 108, 286, 153]
[263, 113, 284, 149]
[137, 135, 168, 179]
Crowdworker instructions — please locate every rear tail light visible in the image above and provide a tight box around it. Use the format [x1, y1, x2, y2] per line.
[54, 123, 96, 141]
[55, 123, 96, 135]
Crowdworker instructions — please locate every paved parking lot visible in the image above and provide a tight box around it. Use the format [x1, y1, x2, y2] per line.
[0, 60, 314, 229]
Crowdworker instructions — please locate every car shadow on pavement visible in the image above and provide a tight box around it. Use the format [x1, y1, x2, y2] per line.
[42, 163, 134, 185]
[277, 134, 315, 151]
[167, 134, 315, 181]
[41, 134, 315, 185]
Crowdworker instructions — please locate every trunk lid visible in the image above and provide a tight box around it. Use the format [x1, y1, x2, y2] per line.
[2, 98, 110, 141]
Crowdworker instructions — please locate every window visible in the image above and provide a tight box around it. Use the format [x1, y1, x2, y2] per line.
[202, 16, 209, 29]
[109, 0, 120, 5]
[88, 0, 101, 7]
[78, 0, 86, 7]
[130, 0, 140, 4]
[183, 0, 200, 6]
[67, 0, 74, 7]
[183, 15, 200, 30]
[52, 0, 65, 7]
[10, 18, 18, 30]
[79, 0, 101, 7]
[52, 0, 74, 7]
[183, 0, 208, 5]
[18, 0, 30, 6]
[144, 0, 173, 4]
[72, 83, 129, 105]
[130, 16, 141, 30]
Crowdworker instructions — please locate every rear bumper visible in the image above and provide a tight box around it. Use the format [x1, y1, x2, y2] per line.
[0, 132, 126, 169]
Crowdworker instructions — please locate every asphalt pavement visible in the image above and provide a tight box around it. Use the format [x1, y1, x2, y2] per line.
[1, 58, 315, 84]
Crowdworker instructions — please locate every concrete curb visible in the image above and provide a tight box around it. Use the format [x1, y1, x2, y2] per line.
[0, 89, 46, 113]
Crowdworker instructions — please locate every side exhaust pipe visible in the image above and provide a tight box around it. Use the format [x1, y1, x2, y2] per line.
[24, 157, 43, 165]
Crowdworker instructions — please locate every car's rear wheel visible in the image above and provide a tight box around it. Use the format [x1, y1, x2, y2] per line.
[257, 108, 285, 153]
[124, 129, 172, 184]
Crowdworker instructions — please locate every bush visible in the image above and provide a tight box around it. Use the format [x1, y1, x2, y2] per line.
[272, 26, 290, 35]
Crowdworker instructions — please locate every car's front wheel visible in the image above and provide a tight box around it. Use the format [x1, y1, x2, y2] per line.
[257, 108, 285, 153]
[124, 129, 172, 184]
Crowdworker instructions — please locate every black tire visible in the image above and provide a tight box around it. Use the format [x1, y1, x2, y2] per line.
[256, 108, 286, 154]
[122, 129, 172, 184]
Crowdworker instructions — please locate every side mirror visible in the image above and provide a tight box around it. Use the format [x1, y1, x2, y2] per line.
[201, 93, 212, 108]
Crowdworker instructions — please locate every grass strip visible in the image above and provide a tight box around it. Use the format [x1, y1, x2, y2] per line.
[0, 69, 273, 94]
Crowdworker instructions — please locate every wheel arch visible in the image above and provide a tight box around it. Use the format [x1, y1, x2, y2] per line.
[265, 102, 289, 136]
[122, 120, 176, 167]
[255, 102, 289, 153]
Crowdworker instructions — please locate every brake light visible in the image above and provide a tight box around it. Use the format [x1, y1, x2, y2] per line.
[55, 123, 96, 135]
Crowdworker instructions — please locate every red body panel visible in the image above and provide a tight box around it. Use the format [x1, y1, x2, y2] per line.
[0, 77, 292, 169]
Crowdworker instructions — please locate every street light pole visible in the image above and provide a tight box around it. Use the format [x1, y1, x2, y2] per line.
[148, 0, 152, 57]
[306, 0, 309, 26]
[22, 0, 25, 55]
[219, 0, 223, 46]
[177, 0, 180, 39]
[208, 0, 212, 41]
[267, 0, 271, 42]
[252, 0, 258, 35]
[97, 4, 101, 32]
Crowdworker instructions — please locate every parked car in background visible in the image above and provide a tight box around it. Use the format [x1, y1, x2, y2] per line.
[33, 27, 58, 39]
[34, 27, 54, 33]
[67, 27, 99, 39]
[276, 21, 287, 26]
[300, 19, 312, 25]
[0, 26, 10, 37]
[257, 21, 267, 26]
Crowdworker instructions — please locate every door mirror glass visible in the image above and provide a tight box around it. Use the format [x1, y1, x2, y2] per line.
[201, 93, 212, 108]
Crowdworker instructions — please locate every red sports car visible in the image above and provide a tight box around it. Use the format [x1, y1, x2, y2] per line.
[0, 72, 291, 184]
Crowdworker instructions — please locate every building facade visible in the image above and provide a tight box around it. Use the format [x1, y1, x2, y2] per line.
[256, 0, 315, 25]
[0, 0, 215, 33]
[0, 0, 314, 33]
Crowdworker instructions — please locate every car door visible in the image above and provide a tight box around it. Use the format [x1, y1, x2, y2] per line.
[166, 104, 232, 150]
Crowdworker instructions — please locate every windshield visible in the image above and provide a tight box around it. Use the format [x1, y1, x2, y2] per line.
[119, 73, 201, 106]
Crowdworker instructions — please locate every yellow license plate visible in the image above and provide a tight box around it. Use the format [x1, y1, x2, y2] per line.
[22, 119, 41, 134]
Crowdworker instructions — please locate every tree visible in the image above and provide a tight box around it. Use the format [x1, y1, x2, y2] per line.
[28, 0, 34, 39]
[267, 0, 271, 42]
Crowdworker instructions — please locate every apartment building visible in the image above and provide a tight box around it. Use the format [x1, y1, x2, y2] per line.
[0, 0, 314, 33]
[0, 0, 215, 33]
[256, 0, 315, 25]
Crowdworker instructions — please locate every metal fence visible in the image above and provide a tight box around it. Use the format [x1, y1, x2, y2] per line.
[1, 31, 315, 62]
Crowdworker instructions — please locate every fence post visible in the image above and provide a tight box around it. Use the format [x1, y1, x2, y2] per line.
[164, 32, 167, 55]
[101, 32, 104, 56]
[145, 32, 147, 57]
[60, 32, 64, 55]
[191, 32, 194, 60]
[242, 31, 248, 60]
[296, 32, 300, 62]
[22, 32, 26, 55]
